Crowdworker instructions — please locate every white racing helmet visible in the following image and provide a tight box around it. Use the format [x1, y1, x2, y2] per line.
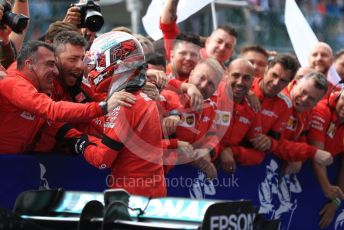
[85, 31, 146, 94]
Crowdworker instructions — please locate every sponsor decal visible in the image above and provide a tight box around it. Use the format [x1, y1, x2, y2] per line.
[180, 113, 195, 127]
[20, 111, 35, 120]
[286, 115, 298, 131]
[215, 110, 231, 126]
[261, 109, 278, 118]
[239, 116, 250, 125]
[326, 121, 336, 139]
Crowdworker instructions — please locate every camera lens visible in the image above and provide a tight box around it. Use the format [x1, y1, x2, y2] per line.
[85, 10, 104, 32]
[3, 12, 29, 34]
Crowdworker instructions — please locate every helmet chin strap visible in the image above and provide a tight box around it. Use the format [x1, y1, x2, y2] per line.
[108, 71, 133, 96]
[107, 69, 146, 100]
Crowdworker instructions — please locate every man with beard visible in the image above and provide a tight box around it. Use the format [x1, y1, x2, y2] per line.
[214, 58, 264, 173]
[308, 42, 333, 76]
[308, 42, 335, 97]
[33, 31, 136, 152]
[51, 31, 99, 102]
[249, 54, 298, 166]
[166, 33, 201, 82]
[250, 55, 332, 173]
[0, 40, 134, 153]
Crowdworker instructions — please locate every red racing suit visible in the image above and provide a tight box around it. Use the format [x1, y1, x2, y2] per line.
[83, 91, 166, 197]
[213, 81, 264, 165]
[0, 70, 104, 153]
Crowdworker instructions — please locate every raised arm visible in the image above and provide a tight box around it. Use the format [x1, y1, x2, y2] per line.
[9, 0, 30, 52]
[161, 0, 179, 24]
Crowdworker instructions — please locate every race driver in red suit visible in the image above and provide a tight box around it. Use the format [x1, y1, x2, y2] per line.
[72, 31, 166, 198]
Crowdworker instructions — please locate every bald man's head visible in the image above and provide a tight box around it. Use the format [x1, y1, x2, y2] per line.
[308, 42, 333, 75]
[294, 67, 316, 81]
[226, 58, 254, 103]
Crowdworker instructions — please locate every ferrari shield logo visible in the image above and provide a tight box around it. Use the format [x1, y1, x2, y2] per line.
[180, 113, 195, 127]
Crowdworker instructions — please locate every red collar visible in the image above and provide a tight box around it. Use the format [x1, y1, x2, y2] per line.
[11, 70, 36, 87]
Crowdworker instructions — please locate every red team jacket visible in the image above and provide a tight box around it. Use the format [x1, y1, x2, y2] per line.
[83, 91, 166, 197]
[213, 81, 264, 165]
[0, 70, 104, 153]
[251, 78, 292, 135]
[274, 81, 318, 161]
[250, 78, 313, 162]
[308, 99, 344, 156]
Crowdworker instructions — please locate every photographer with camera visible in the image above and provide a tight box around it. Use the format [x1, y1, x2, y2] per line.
[0, 0, 29, 68]
[63, 0, 103, 49]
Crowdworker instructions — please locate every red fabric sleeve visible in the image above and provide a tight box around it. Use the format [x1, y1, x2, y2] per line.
[81, 80, 106, 102]
[34, 122, 85, 153]
[83, 137, 118, 169]
[0, 78, 103, 122]
[162, 138, 178, 149]
[198, 111, 219, 151]
[231, 146, 265, 166]
[270, 137, 317, 161]
[308, 104, 331, 144]
[247, 112, 263, 139]
[159, 19, 180, 61]
[165, 78, 182, 92]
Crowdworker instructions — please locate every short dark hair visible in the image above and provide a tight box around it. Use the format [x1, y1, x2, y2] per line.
[302, 71, 328, 93]
[17, 41, 54, 70]
[334, 49, 344, 61]
[217, 25, 238, 39]
[146, 53, 166, 67]
[44, 21, 79, 43]
[174, 33, 202, 48]
[268, 54, 300, 81]
[240, 45, 269, 59]
[53, 31, 87, 55]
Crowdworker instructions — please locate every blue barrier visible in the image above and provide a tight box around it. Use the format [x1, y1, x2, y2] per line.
[0, 153, 343, 230]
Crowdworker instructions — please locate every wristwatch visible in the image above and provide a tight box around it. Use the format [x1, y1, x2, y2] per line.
[99, 101, 108, 115]
[169, 109, 181, 118]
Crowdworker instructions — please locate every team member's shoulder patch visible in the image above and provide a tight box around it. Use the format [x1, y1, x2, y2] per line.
[277, 92, 292, 108]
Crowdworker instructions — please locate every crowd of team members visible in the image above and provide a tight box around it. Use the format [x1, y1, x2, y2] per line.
[1, 0, 344, 228]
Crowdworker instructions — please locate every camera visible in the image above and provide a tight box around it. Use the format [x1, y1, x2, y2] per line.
[72, 0, 104, 32]
[0, 0, 29, 34]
